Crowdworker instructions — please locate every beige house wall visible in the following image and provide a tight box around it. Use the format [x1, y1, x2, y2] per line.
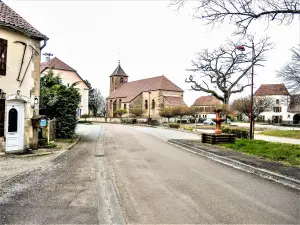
[0, 27, 41, 152]
[42, 68, 89, 115]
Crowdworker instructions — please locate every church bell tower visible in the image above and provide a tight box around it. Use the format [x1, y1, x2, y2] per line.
[109, 60, 128, 94]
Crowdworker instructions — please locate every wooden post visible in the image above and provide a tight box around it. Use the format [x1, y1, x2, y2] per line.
[47, 119, 50, 145]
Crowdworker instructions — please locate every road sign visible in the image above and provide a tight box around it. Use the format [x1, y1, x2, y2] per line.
[40, 119, 47, 127]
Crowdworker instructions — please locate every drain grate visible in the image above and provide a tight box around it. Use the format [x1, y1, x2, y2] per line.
[95, 154, 104, 158]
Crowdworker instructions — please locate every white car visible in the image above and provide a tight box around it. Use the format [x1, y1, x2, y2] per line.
[203, 119, 216, 125]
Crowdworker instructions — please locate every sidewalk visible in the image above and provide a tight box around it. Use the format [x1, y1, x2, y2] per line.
[196, 128, 300, 144]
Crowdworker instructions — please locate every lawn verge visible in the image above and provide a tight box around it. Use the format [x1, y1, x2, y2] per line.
[219, 139, 300, 167]
[168, 139, 300, 190]
[260, 130, 300, 139]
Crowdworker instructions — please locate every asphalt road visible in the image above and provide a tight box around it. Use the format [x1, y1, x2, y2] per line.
[104, 124, 299, 224]
[0, 124, 299, 224]
[0, 124, 122, 224]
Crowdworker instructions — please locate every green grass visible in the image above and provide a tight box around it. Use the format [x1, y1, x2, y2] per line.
[260, 130, 300, 139]
[55, 138, 77, 143]
[219, 139, 300, 166]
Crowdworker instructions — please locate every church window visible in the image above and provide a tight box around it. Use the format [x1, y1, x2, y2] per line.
[145, 100, 148, 110]
[151, 100, 155, 109]
[120, 77, 124, 83]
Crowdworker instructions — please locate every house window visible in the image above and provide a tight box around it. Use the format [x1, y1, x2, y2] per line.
[8, 108, 18, 132]
[145, 100, 148, 110]
[124, 104, 127, 110]
[288, 114, 291, 118]
[0, 99, 4, 137]
[199, 107, 204, 112]
[0, 38, 7, 76]
[119, 99, 122, 109]
[276, 99, 280, 104]
[273, 107, 281, 112]
[151, 100, 155, 109]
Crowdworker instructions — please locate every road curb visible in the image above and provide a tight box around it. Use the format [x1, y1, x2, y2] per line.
[168, 139, 300, 191]
[0, 136, 81, 186]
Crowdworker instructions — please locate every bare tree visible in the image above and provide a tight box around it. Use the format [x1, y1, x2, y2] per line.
[186, 36, 272, 104]
[278, 45, 300, 93]
[231, 96, 274, 120]
[171, 0, 300, 34]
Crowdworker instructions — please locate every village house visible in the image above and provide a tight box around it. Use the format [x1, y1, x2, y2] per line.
[192, 95, 222, 120]
[287, 94, 300, 124]
[40, 56, 89, 116]
[0, 1, 48, 153]
[106, 62, 186, 118]
[254, 84, 295, 123]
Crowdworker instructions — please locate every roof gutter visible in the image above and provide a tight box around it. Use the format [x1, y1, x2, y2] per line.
[40, 38, 48, 50]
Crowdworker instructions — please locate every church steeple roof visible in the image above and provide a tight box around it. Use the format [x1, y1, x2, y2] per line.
[110, 61, 128, 77]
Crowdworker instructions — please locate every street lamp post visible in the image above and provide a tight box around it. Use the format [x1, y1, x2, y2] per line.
[237, 41, 255, 140]
[148, 91, 151, 124]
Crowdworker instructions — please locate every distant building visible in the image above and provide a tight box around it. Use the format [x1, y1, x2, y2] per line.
[106, 62, 187, 118]
[0, 1, 48, 152]
[192, 95, 222, 120]
[254, 84, 296, 123]
[287, 95, 300, 124]
[40, 57, 89, 116]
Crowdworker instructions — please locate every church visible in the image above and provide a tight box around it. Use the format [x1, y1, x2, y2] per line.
[106, 62, 187, 118]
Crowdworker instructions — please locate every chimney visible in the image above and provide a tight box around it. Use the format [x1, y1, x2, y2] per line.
[43, 52, 53, 62]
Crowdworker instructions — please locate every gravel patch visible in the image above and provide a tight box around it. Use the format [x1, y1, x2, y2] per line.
[0, 151, 64, 184]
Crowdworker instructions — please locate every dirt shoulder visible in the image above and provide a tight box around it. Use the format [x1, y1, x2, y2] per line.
[0, 137, 80, 185]
[169, 139, 300, 181]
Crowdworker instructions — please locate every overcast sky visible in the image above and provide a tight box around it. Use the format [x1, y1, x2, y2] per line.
[5, 0, 300, 105]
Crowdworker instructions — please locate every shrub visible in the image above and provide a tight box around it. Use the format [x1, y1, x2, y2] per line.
[121, 118, 137, 124]
[114, 109, 128, 117]
[222, 127, 249, 138]
[183, 126, 193, 131]
[150, 119, 160, 126]
[169, 123, 180, 129]
[130, 108, 145, 117]
[176, 119, 188, 124]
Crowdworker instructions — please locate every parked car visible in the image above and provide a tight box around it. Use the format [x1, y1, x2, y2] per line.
[226, 118, 232, 124]
[203, 119, 216, 125]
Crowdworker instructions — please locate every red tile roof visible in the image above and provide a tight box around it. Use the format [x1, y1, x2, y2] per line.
[40, 57, 76, 73]
[254, 84, 290, 96]
[107, 75, 183, 102]
[40, 57, 88, 89]
[164, 96, 187, 107]
[192, 96, 222, 106]
[0, 1, 47, 40]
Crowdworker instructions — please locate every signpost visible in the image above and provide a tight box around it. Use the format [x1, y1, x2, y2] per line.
[40, 119, 47, 127]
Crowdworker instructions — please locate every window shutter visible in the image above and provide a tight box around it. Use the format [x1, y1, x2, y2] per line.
[0, 38, 7, 76]
[279, 107, 282, 112]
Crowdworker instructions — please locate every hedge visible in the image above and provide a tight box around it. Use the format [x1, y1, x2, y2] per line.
[222, 127, 249, 138]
